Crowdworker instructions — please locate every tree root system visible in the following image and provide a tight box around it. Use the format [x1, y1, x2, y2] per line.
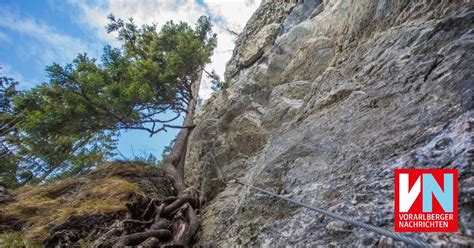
[90, 187, 204, 247]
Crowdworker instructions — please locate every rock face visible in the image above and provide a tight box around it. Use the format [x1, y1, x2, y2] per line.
[186, 0, 474, 246]
[224, 1, 296, 79]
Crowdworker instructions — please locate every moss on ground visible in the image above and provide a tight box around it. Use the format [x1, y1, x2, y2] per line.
[0, 161, 154, 243]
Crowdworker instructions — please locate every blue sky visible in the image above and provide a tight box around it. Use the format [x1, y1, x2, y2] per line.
[0, 0, 260, 160]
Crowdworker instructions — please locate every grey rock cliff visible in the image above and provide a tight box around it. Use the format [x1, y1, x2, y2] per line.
[187, 0, 474, 246]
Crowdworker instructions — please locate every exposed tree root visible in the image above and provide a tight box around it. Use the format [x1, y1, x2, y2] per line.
[93, 188, 205, 247]
[112, 229, 172, 247]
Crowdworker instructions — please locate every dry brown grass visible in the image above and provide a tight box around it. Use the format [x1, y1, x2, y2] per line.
[2, 164, 145, 241]
[91, 161, 152, 177]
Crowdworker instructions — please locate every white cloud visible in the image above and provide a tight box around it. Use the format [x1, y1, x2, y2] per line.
[0, 63, 37, 90]
[0, 9, 101, 66]
[204, 0, 260, 33]
[68, 0, 261, 99]
[68, 0, 208, 44]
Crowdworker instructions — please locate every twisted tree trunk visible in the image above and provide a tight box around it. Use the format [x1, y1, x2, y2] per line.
[162, 69, 202, 192]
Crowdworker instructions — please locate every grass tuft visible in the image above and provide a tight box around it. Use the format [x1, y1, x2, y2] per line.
[0, 232, 42, 248]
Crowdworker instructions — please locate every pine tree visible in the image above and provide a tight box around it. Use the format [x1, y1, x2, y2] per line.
[6, 15, 217, 245]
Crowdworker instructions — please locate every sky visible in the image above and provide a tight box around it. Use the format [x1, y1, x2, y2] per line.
[0, 0, 261, 160]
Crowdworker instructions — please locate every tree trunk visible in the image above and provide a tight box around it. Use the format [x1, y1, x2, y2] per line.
[162, 69, 202, 193]
[159, 69, 204, 246]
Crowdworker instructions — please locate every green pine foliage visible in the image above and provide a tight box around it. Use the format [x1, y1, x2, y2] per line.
[0, 16, 216, 186]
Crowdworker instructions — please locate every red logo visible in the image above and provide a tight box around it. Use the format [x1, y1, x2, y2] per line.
[394, 169, 458, 232]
